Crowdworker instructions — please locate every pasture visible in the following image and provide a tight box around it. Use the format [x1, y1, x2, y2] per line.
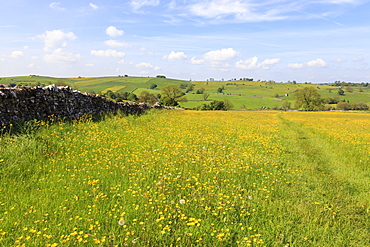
[0, 110, 369, 246]
[2, 76, 369, 110]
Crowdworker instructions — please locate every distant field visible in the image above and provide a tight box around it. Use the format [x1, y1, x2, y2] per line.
[2, 76, 369, 110]
[101, 86, 126, 93]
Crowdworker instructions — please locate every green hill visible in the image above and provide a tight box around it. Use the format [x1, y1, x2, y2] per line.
[1, 76, 369, 110]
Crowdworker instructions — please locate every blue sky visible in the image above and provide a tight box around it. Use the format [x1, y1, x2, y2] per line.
[1, 0, 369, 83]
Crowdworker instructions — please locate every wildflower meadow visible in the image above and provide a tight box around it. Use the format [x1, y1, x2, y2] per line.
[0, 110, 369, 246]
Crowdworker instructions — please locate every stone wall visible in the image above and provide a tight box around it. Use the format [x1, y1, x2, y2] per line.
[0, 84, 169, 127]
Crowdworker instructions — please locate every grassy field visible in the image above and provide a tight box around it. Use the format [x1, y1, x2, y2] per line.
[0, 110, 369, 246]
[1, 76, 370, 110]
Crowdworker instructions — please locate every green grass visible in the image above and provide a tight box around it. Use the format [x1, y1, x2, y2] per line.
[0, 110, 369, 246]
[2, 76, 369, 109]
[181, 93, 289, 110]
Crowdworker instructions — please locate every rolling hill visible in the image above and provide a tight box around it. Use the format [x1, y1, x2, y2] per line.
[1, 75, 369, 110]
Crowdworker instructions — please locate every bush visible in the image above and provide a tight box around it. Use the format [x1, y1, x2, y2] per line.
[336, 102, 369, 111]
[197, 100, 232, 111]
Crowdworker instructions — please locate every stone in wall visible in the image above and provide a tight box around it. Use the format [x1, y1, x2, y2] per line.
[0, 85, 172, 127]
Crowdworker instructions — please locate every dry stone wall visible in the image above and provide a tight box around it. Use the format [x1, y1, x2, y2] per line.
[0, 84, 169, 127]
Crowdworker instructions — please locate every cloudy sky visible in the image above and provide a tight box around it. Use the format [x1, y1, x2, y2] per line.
[1, 0, 369, 83]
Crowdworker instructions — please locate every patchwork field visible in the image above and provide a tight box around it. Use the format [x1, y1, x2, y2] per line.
[2, 76, 369, 110]
[0, 110, 369, 246]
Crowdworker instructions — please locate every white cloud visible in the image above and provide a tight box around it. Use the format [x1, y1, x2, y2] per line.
[306, 58, 327, 67]
[9, 51, 24, 58]
[236, 57, 259, 70]
[168, 0, 177, 9]
[85, 64, 94, 67]
[334, 58, 346, 62]
[211, 61, 231, 68]
[236, 56, 280, 70]
[288, 63, 304, 69]
[23, 45, 29, 50]
[355, 64, 367, 70]
[188, 0, 286, 22]
[89, 3, 99, 10]
[44, 48, 81, 63]
[31, 56, 39, 60]
[189, 0, 249, 18]
[262, 58, 280, 65]
[117, 59, 125, 64]
[37, 30, 76, 51]
[323, 0, 360, 3]
[49, 2, 65, 11]
[185, 0, 364, 23]
[191, 57, 205, 64]
[106, 26, 124, 37]
[131, 0, 160, 10]
[91, 49, 125, 58]
[136, 62, 160, 70]
[104, 40, 130, 48]
[0, 58, 5, 62]
[163, 51, 187, 61]
[352, 56, 364, 61]
[288, 58, 327, 69]
[203, 48, 239, 61]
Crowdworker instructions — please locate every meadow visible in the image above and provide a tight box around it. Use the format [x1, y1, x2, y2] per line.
[2, 76, 369, 110]
[0, 110, 369, 246]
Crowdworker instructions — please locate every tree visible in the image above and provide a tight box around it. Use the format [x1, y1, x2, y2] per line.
[149, 83, 157, 89]
[185, 84, 194, 93]
[217, 86, 224, 93]
[159, 85, 187, 106]
[345, 86, 354, 93]
[197, 100, 232, 111]
[127, 92, 138, 102]
[294, 87, 324, 111]
[138, 91, 157, 105]
[202, 93, 210, 101]
[282, 101, 291, 111]
[196, 88, 205, 94]
[338, 88, 345, 95]
[223, 99, 233, 110]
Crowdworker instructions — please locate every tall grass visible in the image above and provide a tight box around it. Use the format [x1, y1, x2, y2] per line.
[0, 110, 369, 246]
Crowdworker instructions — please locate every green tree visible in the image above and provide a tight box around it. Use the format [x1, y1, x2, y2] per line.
[345, 86, 354, 93]
[202, 93, 210, 101]
[159, 85, 187, 106]
[217, 86, 225, 93]
[197, 100, 232, 111]
[196, 88, 205, 94]
[338, 88, 345, 95]
[294, 87, 324, 111]
[223, 99, 233, 110]
[138, 91, 157, 105]
[127, 93, 138, 102]
[282, 101, 291, 111]
[185, 84, 194, 93]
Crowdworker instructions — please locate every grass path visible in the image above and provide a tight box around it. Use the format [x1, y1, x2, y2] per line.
[275, 113, 369, 246]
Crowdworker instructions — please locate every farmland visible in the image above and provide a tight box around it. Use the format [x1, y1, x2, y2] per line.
[0, 110, 369, 246]
[2, 76, 369, 110]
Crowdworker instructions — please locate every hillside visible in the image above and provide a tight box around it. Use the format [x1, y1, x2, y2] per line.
[1, 75, 369, 110]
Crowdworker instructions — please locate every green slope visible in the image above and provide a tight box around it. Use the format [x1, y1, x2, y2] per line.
[2, 76, 369, 110]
